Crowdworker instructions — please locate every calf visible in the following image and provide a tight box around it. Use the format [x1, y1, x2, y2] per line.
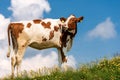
[7, 15, 83, 77]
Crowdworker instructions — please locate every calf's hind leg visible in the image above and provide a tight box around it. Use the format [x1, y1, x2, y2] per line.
[11, 46, 27, 78]
[11, 54, 17, 78]
[15, 43, 27, 76]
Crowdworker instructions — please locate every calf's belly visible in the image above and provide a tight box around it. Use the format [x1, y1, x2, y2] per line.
[28, 42, 59, 50]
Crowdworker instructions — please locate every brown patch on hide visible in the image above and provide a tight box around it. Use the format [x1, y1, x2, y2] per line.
[54, 26, 59, 32]
[49, 30, 54, 40]
[68, 18, 77, 30]
[59, 24, 62, 27]
[60, 32, 67, 47]
[33, 19, 41, 24]
[60, 30, 74, 48]
[42, 37, 47, 41]
[27, 23, 32, 28]
[9, 23, 24, 39]
[41, 21, 51, 29]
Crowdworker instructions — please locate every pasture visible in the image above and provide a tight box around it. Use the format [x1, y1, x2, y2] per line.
[3, 56, 120, 80]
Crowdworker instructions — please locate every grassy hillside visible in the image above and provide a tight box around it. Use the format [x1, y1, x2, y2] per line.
[3, 56, 120, 80]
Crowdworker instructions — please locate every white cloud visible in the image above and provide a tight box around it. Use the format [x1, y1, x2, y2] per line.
[0, 14, 10, 78]
[0, 14, 10, 40]
[87, 18, 117, 40]
[22, 51, 77, 71]
[0, 47, 11, 78]
[21, 51, 58, 71]
[9, 0, 51, 21]
[0, 14, 10, 77]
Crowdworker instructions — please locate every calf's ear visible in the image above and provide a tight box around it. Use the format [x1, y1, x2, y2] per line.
[60, 17, 66, 23]
[77, 16, 84, 23]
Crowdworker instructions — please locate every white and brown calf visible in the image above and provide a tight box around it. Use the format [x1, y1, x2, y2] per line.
[7, 15, 83, 77]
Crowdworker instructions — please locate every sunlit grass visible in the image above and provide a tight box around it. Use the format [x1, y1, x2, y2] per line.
[3, 56, 120, 80]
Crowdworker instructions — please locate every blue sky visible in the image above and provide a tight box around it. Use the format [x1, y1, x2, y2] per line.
[0, 0, 120, 68]
[46, 0, 120, 63]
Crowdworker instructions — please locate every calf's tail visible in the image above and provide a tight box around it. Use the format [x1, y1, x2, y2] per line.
[7, 24, 11, 58]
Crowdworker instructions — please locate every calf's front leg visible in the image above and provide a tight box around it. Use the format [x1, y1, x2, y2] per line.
[57, 48, 67, 67]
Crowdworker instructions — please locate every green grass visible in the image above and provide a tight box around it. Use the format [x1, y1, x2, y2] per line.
[3, 56, 120, 80]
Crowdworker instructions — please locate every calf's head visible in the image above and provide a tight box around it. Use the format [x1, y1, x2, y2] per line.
[60, 15, 84, 37]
